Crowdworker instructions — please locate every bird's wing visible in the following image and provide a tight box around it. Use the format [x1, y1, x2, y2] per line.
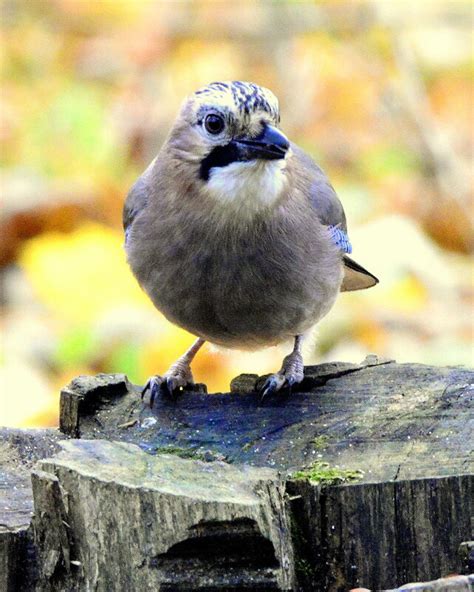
[292, 144, 378, 291]
[123, 174, 149, 245]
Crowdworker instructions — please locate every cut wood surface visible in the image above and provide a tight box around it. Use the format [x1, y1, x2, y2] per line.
[60, 356, 473, 482]
[1, 357, 473, 591]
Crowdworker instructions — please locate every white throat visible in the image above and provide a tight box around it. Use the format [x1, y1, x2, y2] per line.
[205, 158, 288, 216]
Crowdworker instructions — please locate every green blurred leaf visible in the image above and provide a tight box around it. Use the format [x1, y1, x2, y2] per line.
[358, 145, 420, 179]
[55, 325, 97, 367]
[106, 342, 141, 384]
[27, 85, 125, 178]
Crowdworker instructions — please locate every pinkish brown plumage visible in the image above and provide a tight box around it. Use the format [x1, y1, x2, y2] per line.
[124, 81, 378, 402]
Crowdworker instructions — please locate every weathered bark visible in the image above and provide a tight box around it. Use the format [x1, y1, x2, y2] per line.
[32, 439, 294, 591]
[459, 541, 474, 575]
[59, 373, 131, 437]
[0, 429, 62, 592]
[386, 574, 474, 591]
[1, 357, 473, 591]
[288, 475, 472, 590]
[0, 523, 35, 592]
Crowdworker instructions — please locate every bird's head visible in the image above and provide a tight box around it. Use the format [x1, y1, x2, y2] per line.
[167, 81, 291, 214]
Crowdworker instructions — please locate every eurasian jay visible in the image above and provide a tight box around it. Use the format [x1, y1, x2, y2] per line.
[124, 81, 378, 403]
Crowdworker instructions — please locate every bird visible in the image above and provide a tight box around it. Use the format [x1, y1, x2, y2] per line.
[123, 81, 378, 404]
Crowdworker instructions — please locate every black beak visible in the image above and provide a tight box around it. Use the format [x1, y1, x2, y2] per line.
[234, 124, 290, 161]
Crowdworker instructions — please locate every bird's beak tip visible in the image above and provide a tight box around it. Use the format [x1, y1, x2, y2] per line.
[235, 123, 290, 161]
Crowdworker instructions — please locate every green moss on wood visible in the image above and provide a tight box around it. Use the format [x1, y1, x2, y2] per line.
[291, 461, 363, 486]
[153, 446, 226, 463]
[311, 435, 330, 450]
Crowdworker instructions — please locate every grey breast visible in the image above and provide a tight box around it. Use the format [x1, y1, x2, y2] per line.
[131, 200, 343, 349]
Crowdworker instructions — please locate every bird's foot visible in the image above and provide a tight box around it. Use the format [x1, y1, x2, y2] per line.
[260, 350, 304, 401]
[141, 361, 194, 406]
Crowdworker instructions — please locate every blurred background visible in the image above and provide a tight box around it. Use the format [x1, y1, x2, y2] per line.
[1, 1, 472, 428]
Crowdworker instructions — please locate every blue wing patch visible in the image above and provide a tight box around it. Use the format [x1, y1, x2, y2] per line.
[328, 225, 352, 254]
[124, 225, 131, 247]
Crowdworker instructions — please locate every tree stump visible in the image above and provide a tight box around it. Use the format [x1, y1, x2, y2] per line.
[1, 356, 473, 591]
[0, 428, 62, 592]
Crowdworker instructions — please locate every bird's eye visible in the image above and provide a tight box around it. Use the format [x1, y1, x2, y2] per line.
[204, 114, 225, 135]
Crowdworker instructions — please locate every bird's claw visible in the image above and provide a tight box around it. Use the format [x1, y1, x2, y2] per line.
[141, 378, 152, 399]
[141, 374, 193, 406]
[259, 374, 290, 402]
[259, 350, 304, 402]
[141, 376, 166, 407]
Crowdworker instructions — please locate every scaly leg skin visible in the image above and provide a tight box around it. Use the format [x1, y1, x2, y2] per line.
[141, 338, 205, 405]
[260, 335, 304, 401]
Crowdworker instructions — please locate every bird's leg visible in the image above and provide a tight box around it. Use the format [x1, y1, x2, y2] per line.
[260, 335, 304, 401]
[141, 337, 205, 405]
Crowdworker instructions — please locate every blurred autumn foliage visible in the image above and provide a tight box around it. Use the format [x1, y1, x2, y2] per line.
[1, 1, 472, 427]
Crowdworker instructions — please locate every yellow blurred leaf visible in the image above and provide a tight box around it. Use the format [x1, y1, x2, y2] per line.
[385, 274, 428, 313]
[19, 222, 152, 323]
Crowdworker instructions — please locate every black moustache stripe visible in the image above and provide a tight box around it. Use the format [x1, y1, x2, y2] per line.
[199, 143, 242, 181]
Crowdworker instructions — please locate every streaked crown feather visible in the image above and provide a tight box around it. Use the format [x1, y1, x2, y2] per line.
[193, 81, 280, 123]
